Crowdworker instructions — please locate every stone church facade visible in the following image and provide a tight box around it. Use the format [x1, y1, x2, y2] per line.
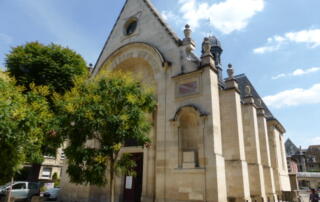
[60, 0, 292, 201]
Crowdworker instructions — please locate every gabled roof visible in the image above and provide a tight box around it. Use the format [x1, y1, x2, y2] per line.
[93, 0, 181, 72]
[142, 0, 181, 45]
[285, 138, 300, 156]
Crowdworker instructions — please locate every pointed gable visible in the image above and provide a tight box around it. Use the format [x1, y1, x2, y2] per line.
[93, 0, 182, 75]
[285, 139, 299, 156]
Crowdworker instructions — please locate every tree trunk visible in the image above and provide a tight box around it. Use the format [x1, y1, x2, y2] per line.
[28, 164, 41, 182]
[109, 158, 115, 202]
[7, 177, 13, 202]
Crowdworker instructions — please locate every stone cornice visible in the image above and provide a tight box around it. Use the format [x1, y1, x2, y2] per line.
[224, 79, 240, 93]
[171, 69, 203, 80]
[267, 117, 286, 133]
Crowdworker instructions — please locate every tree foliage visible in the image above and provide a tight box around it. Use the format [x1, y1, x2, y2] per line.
[4, 42, 88, 160]
[0, 72, 54, 184]
[5, 42, 88, 94]
[55, 72, 156, 188]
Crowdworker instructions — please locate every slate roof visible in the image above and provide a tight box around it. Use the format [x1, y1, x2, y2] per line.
[285, 138, 300, 156]
[234, 74, 274, 119]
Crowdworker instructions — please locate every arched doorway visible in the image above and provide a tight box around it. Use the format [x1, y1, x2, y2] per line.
[96, 43, 166, 202]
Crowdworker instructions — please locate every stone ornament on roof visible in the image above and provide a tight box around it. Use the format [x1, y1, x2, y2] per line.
[184, 24, 191, 39]
[245, 85, 252, 97]
[202, 37, 212, 57]
[257, 99, 263, 108]
[183, 24, 196, 53]
[227, 64, 234, 80]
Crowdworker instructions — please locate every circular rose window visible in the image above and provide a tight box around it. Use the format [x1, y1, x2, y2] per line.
[125, 19, 138, 36]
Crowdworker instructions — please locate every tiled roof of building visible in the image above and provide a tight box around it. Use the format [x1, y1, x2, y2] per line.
[285, 138, 300, 156]
[234, 74, 274, 119]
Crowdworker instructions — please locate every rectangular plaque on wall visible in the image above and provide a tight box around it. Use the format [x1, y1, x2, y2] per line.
[178, 81, 198, 96]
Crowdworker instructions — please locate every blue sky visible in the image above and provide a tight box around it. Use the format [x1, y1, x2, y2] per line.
[0, 0, 319, 147]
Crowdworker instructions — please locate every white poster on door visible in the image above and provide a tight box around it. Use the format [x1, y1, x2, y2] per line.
[125, 176, 133, 189]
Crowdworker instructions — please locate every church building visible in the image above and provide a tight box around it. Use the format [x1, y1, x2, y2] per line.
[60, 0, 292, 201]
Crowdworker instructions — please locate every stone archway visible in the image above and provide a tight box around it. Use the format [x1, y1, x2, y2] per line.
[173, 105, 207, 169]
[99, 42, 167, 89]
[96, 42, 167, 202]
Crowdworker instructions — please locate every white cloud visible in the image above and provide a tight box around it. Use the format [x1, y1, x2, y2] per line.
[178, 0, 264, 34]
[0, 33, 13, 44]
[254, 29, 320, 54]
[161, 11, 175, 21]
[263, 83, 320, 108]
[311, 137, 320, 143]
[271, 73, 286, 80]
[272, 67, 320, 80]
[160, 10, 183, 26]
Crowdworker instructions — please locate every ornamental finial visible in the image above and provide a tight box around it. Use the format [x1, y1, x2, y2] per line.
[184, 24, 192, 39]
[227, 64, 234, 79]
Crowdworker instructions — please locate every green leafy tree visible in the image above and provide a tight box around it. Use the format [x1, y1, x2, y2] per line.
[5, 42, 88, 94]
[4, 42, 88, 179]
[0, 72, 54, 184]
[55, 72, 156, 202]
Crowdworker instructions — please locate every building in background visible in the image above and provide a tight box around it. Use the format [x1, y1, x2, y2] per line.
[38, 148, 65, 182]
[285, 139, 320, 190]
[16, 147, 65, 186]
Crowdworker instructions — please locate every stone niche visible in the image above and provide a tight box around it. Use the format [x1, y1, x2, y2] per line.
[177, 108, 203, 168]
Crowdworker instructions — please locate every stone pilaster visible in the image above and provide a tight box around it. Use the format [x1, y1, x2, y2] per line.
[256, 106, 277, 201]
[267, 122, 281, 199]
[200, 38, 227, 202]
[267, 120, 291, 201]
[241, 88, 267, 202]
[220, 65, 251, 202]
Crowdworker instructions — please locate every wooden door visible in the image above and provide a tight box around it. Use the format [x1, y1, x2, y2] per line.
[123, 153, 143, 202]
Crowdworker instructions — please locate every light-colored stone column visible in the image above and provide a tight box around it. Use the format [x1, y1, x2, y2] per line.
[267, 120, 291, 201]
[267, 122, 281, 200]
[141, 121, 156, 202]
[200, 38, 227, 202]
[154, 72, 167, 202]
[256, 104, 277, 201]
[220, 65, 251, 202]
[241, 87, 267, 202]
